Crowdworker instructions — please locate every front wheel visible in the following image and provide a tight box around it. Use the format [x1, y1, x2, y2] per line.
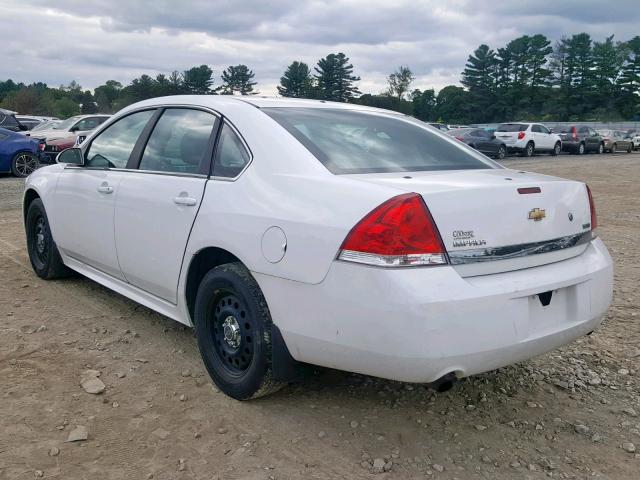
[25, 199, 71, 279]
[551, 142, 561, 156]
[577, 143, 585, 155]
[11, 152, 39, 178]
[496, 145, 506, 160]
[627, 144, 632, 153]
[194, 262, 283, 400]
[598, 143, 604, 154]
[612, 143, 617, 153]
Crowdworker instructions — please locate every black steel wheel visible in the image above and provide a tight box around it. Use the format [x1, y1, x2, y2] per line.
[11, 152, 39, 178]
[25, 199, 71, 279]
[194, 262, 283, 400]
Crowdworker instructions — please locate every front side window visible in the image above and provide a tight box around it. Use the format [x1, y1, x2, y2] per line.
[139, 108, 217, 174]
[539, 125, 550, 134]
[264, 108, 495, 174]
[75, 117, 107, 131]
[213, 123, 250, 178]
[85, 110, 154, 168]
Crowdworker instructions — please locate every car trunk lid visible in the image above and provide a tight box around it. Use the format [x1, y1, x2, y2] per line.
[344, 169, 593, 276]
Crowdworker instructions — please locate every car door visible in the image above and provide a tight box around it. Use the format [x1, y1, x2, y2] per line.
[538, 124, 554, 149]
[113, 107, 220, 303]
[51, 109, 156, 279]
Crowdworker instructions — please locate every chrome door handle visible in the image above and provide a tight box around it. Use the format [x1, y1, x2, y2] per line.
[97, 185, 113, 194]
[173, 195, 197, 206]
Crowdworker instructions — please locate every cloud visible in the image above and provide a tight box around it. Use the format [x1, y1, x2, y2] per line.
[2, 0, 639, 96]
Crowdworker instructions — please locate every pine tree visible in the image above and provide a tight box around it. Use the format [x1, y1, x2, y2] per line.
[220, 65, 258, 95]
[461, 44, 496, 122]
[618, 36, 640, 118]
[314, 53, 360, 102]
[182, 65, 214, 94]
[592, 36, 627, 115]
[278, 61, 313, 98]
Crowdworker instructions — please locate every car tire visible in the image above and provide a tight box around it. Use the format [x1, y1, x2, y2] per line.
[496, 145, 506, 160]
[551, 142, 561, 156]
[194, 262, 283, 400]
[612, 143, 617, 153]
[11, 151, 39, 178]
[25, 199, 72, 280]
[577, 143, 585, 155]
[627, 144, 632, 153]
[523, 142, 534, 157]
[598, 143, 604, 154]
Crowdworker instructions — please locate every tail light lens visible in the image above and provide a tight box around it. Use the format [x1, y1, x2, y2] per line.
[517, 132, 526, 140]
[338, 193, 447, 267]
[571, 127, 578, 139]
[586, 184, 597, 233]
[38, 142, 45, 151]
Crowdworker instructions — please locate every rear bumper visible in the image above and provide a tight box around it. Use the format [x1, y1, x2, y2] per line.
[255, 238, 613, 383]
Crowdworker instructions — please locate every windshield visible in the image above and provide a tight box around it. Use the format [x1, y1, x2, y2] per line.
[53, 116, 81, 130]
[496, 123, 527, 132]
[263, 108, 495, 174]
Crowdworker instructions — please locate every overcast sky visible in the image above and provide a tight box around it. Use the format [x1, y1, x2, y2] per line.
[2, 0, 639, 96]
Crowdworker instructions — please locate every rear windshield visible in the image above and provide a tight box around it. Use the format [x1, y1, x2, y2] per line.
[263, 108, 495, 174]
[496, 123, 527, 132]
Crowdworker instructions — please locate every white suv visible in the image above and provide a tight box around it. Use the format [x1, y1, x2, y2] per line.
[495, 123, 562, 157]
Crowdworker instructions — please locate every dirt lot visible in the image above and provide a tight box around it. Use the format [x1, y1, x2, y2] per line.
[1, 153, 639, 480]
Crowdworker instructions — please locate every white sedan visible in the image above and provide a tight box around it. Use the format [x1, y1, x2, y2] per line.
[23, 96, 613, 400]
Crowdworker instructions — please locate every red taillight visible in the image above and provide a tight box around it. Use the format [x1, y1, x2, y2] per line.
[38, 142, 45, 151]
[586, 185, 597, 232]
[571, 126, 578, 139]
[455, 136, 465, 141]
[338, 193, 447, 267]
[517, 131, 526, 140]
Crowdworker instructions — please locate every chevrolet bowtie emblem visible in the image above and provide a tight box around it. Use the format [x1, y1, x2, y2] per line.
[528, 208, 546, 221]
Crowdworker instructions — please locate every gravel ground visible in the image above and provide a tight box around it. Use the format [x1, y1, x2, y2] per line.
[0, 153, 639, 479]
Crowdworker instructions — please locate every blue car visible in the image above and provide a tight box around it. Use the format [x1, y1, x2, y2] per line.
[0, 127, 40, 177]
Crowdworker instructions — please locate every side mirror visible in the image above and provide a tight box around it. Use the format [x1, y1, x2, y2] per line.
[548, 128, 554, 133]
[56, 147, 84, 165]
[18, 124, 29, 131]
[69, 125, 80, 132]
[491, 134, 496, 140]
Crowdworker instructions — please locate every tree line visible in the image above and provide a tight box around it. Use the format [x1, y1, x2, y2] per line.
[1, 32, 638, 122]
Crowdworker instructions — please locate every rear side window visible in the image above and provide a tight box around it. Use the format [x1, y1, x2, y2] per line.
[86, 110, 154, 168]
[139, 109, 217, 174]
[263, 108, 494, 174]
[213, 123, 250, 178]
[496, 123, 527, 132]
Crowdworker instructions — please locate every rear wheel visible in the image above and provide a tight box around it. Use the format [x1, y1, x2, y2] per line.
[551, 142, 561, 156]
[577, 142, 585, 155]
[496, 145, 506, 160]
[523, 142, 534, 157]
[612, 143, 617, 153]
[25, 199, 71, 279]
[11, 152, 38, 178]
[194, 262, 283, 400]
[626, 143, 632, 153]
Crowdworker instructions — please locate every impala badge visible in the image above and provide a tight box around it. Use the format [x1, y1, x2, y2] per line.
[528, 208, 546, 222]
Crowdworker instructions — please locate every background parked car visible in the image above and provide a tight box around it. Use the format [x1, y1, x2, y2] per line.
[495, 122, 562, 157]
[553, 125, 604, 155]
[39, 136, 79, 164]
[0, 127, 40, 177]
[447, 128, 507, 159]
[597, 129, 633, 153]
[0, 108, 28, 132]
[15, 116, 44, 131]
[631, 133, 640, 151]
[429, 123, 449, 131]
[30, 114, 110, 143]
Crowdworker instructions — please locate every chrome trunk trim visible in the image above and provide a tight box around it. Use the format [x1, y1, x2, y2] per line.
[448, 231, 593, 265]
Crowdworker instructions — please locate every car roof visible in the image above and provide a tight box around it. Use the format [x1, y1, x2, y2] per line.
[120, 95, 405, 117]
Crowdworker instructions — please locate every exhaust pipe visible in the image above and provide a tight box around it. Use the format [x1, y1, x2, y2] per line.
[430, 372, 458, 393]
